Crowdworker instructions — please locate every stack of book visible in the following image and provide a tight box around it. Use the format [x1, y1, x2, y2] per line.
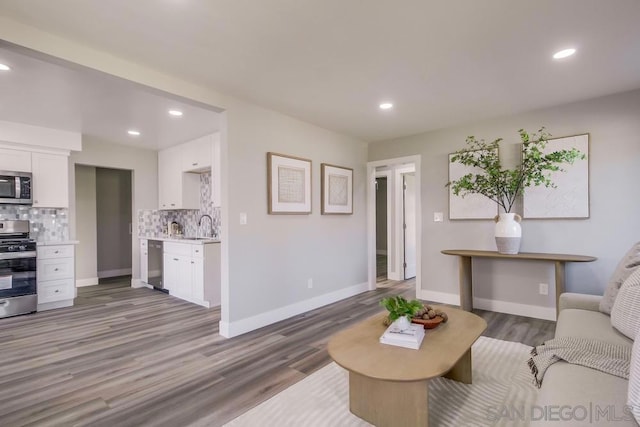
[379, 322, 425, 350]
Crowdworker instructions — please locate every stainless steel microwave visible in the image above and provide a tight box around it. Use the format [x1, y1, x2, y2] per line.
[0, 171, 32, 205]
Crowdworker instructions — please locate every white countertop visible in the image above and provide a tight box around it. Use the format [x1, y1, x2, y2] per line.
[138, 235, 220, 244]
[36, 240, 80, 246]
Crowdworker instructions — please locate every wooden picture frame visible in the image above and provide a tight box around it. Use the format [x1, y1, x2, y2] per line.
[267, 152, 312, 214]
[321, 163, 353, 215]
[522, 133, 590, 219]
[448, 150, 498, 220]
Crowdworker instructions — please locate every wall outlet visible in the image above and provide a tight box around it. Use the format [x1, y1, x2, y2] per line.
[539, 283, 549, 296]
[307, 278, 313, 289]
[239, 212, 247, 225]
[434, 212, 444, 222]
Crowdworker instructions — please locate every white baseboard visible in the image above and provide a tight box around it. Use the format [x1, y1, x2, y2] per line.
[473, 297, 556, 321]
[76, 277, 99, 287]
[98, 268, 132, 279]
[376, 249, 388, 255]
[130, 279, 152, 289]
[219, 282, 369, 338]
[418, 289, 460, 305]
[417, 290, 556, 321]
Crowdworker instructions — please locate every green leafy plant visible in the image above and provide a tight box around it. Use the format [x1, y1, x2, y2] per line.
[447, 128, 585, 213]
[380, 296, 423, 322]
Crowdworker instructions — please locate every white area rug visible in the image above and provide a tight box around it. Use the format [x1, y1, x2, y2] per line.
[224, 337, 537, 427]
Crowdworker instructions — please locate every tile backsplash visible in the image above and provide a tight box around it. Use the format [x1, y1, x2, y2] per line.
[138, 172, 221, 239]
[0, 205, 69, 241]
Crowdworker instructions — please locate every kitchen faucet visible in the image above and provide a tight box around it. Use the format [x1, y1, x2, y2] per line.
[198, 214, 214, 238]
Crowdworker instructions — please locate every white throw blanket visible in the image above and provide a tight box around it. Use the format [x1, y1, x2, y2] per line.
[528, 337, 631, 388]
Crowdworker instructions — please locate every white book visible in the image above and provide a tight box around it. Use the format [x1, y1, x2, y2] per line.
[379, 323, 425, 349]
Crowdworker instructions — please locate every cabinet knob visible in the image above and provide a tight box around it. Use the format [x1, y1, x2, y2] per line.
[191, 261, 194, 264]
[173, 258, 179, 261]
[55, 290, 60, 293]
[171, 204, 175, 207]
[54, 268, 59, 271]
[54, 250, 59, 254]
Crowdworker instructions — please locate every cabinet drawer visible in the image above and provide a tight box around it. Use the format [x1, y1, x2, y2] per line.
[191, 245, 204, 258]
[38, 258, 74, 281]
[38, 279, 74, 304]
[37, 245, 74, 259]
[164, 242, 192, 256]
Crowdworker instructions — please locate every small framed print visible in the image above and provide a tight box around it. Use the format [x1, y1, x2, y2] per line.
[321, 163, 353, 215]
[267, 152, 312, 214]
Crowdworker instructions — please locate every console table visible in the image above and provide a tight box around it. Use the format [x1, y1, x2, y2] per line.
[441, 250, 597, 317]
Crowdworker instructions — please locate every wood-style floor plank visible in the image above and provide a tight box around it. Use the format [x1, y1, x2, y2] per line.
[0, 277, 554, 427]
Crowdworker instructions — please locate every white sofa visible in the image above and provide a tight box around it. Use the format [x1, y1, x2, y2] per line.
[531, 292, 637, 426]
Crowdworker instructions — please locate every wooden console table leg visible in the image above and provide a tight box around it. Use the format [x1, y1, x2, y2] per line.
[459, 255, 473, 311]
[349, 371, 429, 427]
[444, 348, 472, 384]
[554, 261, 565, 318]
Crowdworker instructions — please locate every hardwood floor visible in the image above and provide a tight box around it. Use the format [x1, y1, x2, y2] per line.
[0, 279, 554, 427]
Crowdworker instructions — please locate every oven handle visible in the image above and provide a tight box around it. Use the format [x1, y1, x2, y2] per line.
[0, 251, 36, 260]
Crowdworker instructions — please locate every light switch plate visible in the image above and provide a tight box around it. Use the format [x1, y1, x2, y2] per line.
[240, 213, 247, 225]
[434, 212, 444, 222]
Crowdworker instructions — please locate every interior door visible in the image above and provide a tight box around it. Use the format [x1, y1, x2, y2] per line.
[403, 173, 417, 279]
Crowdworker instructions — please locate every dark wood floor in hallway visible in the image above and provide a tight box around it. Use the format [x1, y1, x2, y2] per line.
[0, 279, 555, 427]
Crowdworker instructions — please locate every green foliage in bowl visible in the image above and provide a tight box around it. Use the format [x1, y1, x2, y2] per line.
[380, 296, 424, 322]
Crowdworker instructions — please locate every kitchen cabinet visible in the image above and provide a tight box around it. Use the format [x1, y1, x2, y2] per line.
[37, 243, 75, 311]
[163, 241, 220, 308]
[140, 239, 148, 283]
[158, 145, 199, 210]
[0, 148, 31, 172]
[182, 134, 212, 172]
[32, 152, 69, 208]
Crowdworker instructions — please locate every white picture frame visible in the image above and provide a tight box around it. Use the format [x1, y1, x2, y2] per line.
[321, 163, 353, 215]
[522, 134, 589, 219]
[448, 151, 498, 220]
[267, 152, 312, 214]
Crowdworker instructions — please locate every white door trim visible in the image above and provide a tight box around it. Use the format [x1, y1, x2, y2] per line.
[367, 155, 421, 299]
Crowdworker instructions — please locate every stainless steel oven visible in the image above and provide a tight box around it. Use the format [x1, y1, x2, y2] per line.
[0, 220, 37, 318]
[0, 171, 33, 205]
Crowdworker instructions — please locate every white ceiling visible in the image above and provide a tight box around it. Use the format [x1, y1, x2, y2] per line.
[0, 0, 640, 143]
[0, 44, 221, 150]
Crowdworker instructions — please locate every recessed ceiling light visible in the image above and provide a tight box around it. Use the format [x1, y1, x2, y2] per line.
[128, 130, 141, 136]
[0, 63, 10, 71]
[168, 109, 183, 117]
[553, 48, 576, 59]
[379, 102, 393, 110]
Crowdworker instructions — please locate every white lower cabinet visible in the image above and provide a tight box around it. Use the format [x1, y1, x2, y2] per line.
[163, 241, 220, 308]
[37, 243, 76, 311]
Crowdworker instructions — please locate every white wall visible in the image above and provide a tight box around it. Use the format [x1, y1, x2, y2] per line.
[0, 18, 369, 336]
[74, 164, 97, 285]
[69, 138, 158, 284]
[369, 89, 640, 315]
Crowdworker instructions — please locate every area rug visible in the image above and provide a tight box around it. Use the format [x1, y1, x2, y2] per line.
[224, 336, 537, 427]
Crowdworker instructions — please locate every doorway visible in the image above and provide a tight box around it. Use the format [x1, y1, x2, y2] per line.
[75, 165, 133, 287]
[367, 156, 421, 295]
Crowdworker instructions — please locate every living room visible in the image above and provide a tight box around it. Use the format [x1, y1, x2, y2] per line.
[0, 1, 639, 426]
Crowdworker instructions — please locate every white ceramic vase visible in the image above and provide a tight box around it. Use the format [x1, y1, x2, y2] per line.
[394, 316, 411, 331]
[494, 213, 522, 254]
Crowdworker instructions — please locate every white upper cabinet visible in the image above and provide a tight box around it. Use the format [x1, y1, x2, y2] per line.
[158, 145, 199, 210]
[32, 152, 69, 208]
[182, 134, 212, 172]
[0, 148, 31, 172]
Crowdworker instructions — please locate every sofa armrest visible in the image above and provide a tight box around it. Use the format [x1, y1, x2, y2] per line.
[558, 292, 603, 312]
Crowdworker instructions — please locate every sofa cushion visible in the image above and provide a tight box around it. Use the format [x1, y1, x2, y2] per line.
[556, 308, 633, 349]
[531, 362, 636, 426]
[600, 242, 640, 314]
[629, 334, 640, 424]
[612, 268, 640, 339]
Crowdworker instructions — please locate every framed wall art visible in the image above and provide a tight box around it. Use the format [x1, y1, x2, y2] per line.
[448, 151, 498, 220]
[321, 163, 353, 215]
[267, 152, 312, 214]
[522, 133, 589, 219]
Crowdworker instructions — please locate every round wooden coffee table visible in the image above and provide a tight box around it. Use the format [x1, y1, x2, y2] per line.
[328, 305, 487, 427]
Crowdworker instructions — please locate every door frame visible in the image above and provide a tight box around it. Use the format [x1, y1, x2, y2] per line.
[366, 155, 421, 296]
